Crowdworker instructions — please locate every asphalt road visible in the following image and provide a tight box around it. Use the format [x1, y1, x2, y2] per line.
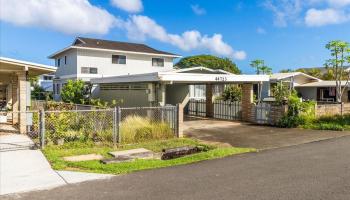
[4, 136, 350, 200]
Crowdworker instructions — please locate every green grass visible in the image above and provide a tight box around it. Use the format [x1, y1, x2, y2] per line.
[42, 138, 255, 175]
[301, 114, 350, 131]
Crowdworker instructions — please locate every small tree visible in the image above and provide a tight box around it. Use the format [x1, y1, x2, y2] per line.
[324, 40, 350, 103]
[221, 85, 242, 102]
[61, 80, 90, 104]
[272, 82, 290, 105]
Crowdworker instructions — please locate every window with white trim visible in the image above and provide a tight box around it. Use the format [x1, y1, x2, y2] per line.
[112, 55, 126, 64]
[152, 58, 164, 67]
[81, 67, 98, 74]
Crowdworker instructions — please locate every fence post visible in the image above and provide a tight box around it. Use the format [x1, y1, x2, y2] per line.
[176, 104, 183, 138]
[117, 107, 121, 144]
[39, 109, 45, 149]
[341, 103, 344, 116]
[113, 107, 117, 146]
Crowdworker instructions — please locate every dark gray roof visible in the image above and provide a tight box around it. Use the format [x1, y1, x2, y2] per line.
[73, 37, 179, 56]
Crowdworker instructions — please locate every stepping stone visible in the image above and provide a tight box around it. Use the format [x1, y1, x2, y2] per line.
[101, 156, 134, 164]
[63, 154, 104, 162]
[109, 148, 154, 160]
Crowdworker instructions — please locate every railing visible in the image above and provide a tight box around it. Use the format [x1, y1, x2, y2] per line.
[187, 99, 206, 117]
[187, 99, 242, 120]
[213, 100, 241, 120]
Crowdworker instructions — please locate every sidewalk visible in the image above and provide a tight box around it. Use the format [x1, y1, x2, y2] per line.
[0, 134, 114, 196]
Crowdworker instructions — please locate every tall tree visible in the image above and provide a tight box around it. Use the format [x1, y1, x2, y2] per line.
[175, 55, 241, 74]
[324, 40, 350, 103]
[250, 59, 264, 74]
[260, 65, 272, 75]
[250, 59, 273, 102]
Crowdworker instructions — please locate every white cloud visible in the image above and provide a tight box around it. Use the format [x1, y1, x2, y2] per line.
[263, 0, 303, 27]
[264, 0, 350, 27]
[191, 4, 206, 15]
[0, 0, 245, 58]
[257, 27, 267, 34]
[305, 8, 349, 26]
[0, 0, 118, 35]
[327, 0, 350, 7]
[110, 0, 143, 13]
[124, 15, 246, 60]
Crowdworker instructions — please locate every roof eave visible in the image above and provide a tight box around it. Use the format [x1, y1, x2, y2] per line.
[48, 46, 182, 59]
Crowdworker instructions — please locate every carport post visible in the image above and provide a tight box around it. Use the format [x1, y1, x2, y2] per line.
[205, 84, 214, 118]
[176, 104, 184, 138]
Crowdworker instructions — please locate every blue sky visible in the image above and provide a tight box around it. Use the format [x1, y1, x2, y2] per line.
[0, 0, 350, 74]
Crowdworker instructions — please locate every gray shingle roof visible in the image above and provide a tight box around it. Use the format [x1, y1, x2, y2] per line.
[73, 37, 179, 56]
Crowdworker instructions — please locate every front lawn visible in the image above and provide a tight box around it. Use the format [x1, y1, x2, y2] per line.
[301, 114, 350, 131]
[42, 138, 255, 175]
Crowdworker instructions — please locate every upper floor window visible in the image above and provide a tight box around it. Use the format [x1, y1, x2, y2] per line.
[43, 76, 53, 80]
[112, 55, 126, 64]
[57, 58, 61, 67]
[81, 67, 98, 74]
[152, 58, 164, 67]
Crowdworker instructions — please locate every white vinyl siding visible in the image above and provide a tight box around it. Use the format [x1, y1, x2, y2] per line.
[77, 49, 173, 77]
[152, 58, 164, 67]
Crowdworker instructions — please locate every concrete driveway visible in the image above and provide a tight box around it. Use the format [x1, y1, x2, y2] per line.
[184, 118, 350, 150]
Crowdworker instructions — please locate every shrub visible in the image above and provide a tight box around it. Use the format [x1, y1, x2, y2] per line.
[120, 115, 174, 144]
[221, 85, 242, 102]
[277, 91, 316, 128]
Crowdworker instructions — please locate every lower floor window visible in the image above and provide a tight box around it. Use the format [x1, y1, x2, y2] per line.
[81, 67, 98, 74]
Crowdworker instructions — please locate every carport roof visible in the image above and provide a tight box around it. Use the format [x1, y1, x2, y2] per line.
[0, 57, 56, 76]
[91, 71, 269, 84]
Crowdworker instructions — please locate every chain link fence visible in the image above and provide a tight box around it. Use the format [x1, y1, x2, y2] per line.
[39, 106, 179, 148]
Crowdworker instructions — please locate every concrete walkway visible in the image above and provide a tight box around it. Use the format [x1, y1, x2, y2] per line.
[0, 134, 114, 195]
[0, 134, 35, 151]
[184, 118, 350, 149]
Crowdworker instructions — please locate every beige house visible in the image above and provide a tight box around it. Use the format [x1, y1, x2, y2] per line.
[0, 57, 56, 133]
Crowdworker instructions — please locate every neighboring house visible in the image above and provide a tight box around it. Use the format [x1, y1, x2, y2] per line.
[37, 73, 55, 92]
[295, 81, 350, 103]
[0, 57, 56, 133]
[49, 37, 181, 101]
[262, 72, 350, 103]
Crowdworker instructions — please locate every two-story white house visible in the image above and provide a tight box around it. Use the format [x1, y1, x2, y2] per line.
[49, 37, 269, 107]
[49, 37, 181, 101]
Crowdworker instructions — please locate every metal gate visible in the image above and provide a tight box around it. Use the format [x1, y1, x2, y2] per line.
[187, 99, 242, 120]
[255, 103, 271, 124]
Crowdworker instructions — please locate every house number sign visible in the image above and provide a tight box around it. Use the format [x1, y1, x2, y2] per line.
[215, 76, 228, 82]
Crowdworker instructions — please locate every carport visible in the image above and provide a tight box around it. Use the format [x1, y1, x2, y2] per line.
[91, 67, 268, 110]
[0, 57, 56, 133]
[91, 67, 269, 136]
